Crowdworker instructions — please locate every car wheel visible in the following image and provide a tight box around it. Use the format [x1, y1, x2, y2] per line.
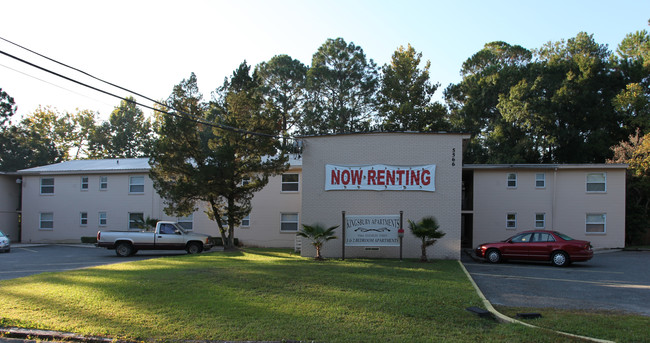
[486, 249, 501, 263]
[551, 251, 569, 267]
[115, 242, 133, 257]
[186, 242, 203, 254]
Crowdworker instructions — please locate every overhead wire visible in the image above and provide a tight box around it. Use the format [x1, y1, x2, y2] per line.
[0, 36, 293, 140]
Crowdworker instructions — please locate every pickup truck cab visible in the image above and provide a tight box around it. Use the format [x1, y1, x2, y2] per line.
[96, 221, 213, 257]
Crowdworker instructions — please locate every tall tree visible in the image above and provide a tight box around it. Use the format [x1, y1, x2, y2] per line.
[303, 38, 379, 134]
[150, 69, 287, 249]
[89, 97, 153, 158]
[0, 88, 17, 126]
[255, 55, 308, 143]
[378, 44, 448, 131]
[20, 106, 77, 160]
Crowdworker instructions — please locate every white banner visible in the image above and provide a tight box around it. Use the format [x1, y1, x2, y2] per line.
[326, 164, 435, 191]
[345, 214, 400, 247]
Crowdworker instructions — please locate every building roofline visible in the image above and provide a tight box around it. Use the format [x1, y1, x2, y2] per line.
[299, 131, 472, 139]
[463, 163, 629, 170]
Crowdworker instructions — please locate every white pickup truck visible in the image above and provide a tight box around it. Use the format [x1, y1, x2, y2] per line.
[96, 221, 213, 257]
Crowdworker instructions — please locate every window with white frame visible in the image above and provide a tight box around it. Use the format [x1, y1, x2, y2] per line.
[40, 212, 54, 230]
[280, 213, 299, 232]
[586, 173, 606, 192]
[81, 176, 89, 190]
[507, 173, 517, 188]
[535, 213, 546, 228]
[40, 177, 54, 194]
[506, 213, 517, 229]
[129, 176, 145, 193]
[129, 212, 144, 230]
[99, 176, 108, 190]
[586, 213, 606, 233]
[242, 177, 250, 186]
[178, 214, 193, 231]
[99, 212, 107, 226]
[535, 173, 545, 188]
[281, 174, 299, 192]
[241, 215, 250, 227]
[80, 212, 88, 226]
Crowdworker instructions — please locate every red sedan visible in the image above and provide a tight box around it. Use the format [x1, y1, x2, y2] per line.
[475, 230, 593, 267]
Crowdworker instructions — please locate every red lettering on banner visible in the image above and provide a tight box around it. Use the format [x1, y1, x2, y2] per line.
[386, 170, 395, 185]
[368, 170, 377, 185]
[341, 170, 350, 185]
[396, 170, 405, 185]
[351, 170, 363, 185]
[331, 170, 340, 185]
[422, 170, 431, 185]
[411, 170, 420, 185]
[377, 169, 385, 185]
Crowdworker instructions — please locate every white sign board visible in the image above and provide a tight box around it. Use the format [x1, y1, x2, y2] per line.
[326, 164, 435, 191]
[345, 214, 400, 247]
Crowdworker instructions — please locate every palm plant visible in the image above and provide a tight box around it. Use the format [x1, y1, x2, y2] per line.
[297, 223, 339, 260]
[408, 216, 445, 262]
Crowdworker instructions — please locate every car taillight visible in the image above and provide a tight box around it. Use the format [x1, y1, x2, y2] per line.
[97, 231, 101, 241]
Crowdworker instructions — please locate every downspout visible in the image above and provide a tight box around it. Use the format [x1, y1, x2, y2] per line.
[552, 167, 558, 230]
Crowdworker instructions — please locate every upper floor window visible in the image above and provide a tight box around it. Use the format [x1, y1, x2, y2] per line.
[535, 173, 545, 188]
[506, 173, 517, 188]
[242, 177, 250, 186]
[586, 173, 606, 192]
[81, 176, 89, 191]
[40, 177, 55, 194]
[99, 176, 108, 190]
[129, 176, 145, 193]
[282, 174, 299, 192]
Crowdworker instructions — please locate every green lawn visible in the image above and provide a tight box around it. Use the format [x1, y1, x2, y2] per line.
[0, 249, 646, 342]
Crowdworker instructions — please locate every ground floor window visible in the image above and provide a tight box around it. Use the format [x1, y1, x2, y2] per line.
[586, 213, 606, 233]
[535, 213, 546, 228]
[40, 212, 54, 230]
[99, 212, 107, 226]
[281, 213, 299, 232]
[241, 215, 250, 228]
[129, 212, 144, 230]
[80, 212, 88, 226]
[178, 214, 193, 231]
[506, 213, 517, 229]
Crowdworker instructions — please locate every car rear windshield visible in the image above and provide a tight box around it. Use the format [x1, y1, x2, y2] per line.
[554, 232, 574, 241]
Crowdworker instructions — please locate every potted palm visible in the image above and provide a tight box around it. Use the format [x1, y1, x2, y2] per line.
[408, 216, 445, 262]
[297, 223, 338, 260]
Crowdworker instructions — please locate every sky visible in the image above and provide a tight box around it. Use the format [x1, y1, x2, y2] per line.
[1, 0, 648, 121]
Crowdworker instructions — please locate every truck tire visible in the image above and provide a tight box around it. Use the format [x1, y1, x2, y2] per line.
[115, 242, 134, 257]
[186, 242, 203, 254]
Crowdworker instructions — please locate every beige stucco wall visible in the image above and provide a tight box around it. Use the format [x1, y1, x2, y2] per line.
[301, 133, 468, 260]
[0, 174, 21, 241]
[471, 166, 626, 249]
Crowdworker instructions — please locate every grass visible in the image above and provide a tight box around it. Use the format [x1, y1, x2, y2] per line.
[0, 248, 645, 342]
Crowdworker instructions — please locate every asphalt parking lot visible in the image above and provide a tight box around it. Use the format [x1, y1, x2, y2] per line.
[462, 250, 650, 316]
[0, 244, 198, 281]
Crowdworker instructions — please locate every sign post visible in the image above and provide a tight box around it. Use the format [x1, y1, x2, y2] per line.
[341, 211, 346, 261]
[398, 211, 404, 261]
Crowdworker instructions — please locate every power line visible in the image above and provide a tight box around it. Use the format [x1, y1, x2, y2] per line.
[0, 36, 291, 140]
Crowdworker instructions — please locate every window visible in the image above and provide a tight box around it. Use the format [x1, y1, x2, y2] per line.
[242, 177, 250, 186]
[178, 214, 193, 231]
[241, 215, 250, 227]
[506, 213, 517, 229]
[282, 174, 299, 192]
[586, 173, 606, 192]
[40, 212, 54, 230]
[532, 232, 555, 242]
[80, 212, 88, 226]
[40, 177, 54, 194]
[280, 213, 299, 232]
[586, 213, 606, 233]
[511, 232, 533, 243]
[99, 212, 107, 226]
[81, 176, 89, 190]
[129, 176, 145, 193]
[99, 176, 108, 190]
[535, 213, 546, 228]
[129, 212, 144, 230]
[507, 173, 517, 188]
[535, 173, 545, 188]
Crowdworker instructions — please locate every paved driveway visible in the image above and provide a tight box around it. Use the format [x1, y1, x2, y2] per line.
[462, 250, 650, 316]
[0, 244, 197, 281]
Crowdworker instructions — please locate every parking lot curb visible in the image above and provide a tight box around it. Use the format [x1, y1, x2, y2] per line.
[458, 260, 615, 343]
